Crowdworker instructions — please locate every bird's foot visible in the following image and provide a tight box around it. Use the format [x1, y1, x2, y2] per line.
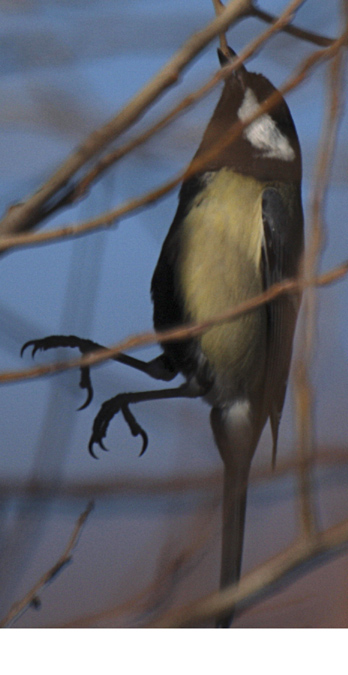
[88, 393, 148, 459]
[21, 334, 102, 409]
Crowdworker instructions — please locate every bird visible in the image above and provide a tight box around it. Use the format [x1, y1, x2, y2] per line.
[151, 46, 304, 626]
[22, 47, 304, 628]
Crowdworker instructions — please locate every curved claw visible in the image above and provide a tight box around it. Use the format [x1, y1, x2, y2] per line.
[20, 341, 30, 358]
[121, 404, 148, 456]
[139, 430, 149, 457]
[88, 440, 100, 460]
[77, 367, 94, 410]
[77, 395, 92, 412]
[21, 336, 96, 411]
[88, 434, 109, 459]
[21, 340, 42, 358]
[88, 398, 117, 457]
[21, 337, 61, 358]
[88, 395, 150, 459]
[89, 411, 111, 457]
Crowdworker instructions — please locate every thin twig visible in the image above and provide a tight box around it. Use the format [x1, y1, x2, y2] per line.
[251, 3, 333, 46]
[148, 517, 348, 627]
[0, 23, 344, 255]
[1, 259, 348, 386]
[61, 502, 218, 628]
[293, 8, 348, 541]
[0, 501, 94, 628]
[0, 446, 347, 502]
[212, 0, 229, 55]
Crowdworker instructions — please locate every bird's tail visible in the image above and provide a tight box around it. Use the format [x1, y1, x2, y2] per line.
[217, 461, 251, 628]
[210, 406, 257, 628]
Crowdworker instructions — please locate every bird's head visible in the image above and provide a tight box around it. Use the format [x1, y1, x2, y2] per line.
[195, 46, 302, 182]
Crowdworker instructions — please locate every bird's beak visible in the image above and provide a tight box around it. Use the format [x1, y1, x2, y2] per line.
[217, 46, 247, 89]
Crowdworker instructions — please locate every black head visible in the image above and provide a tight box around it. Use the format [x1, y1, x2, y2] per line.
[193, 47, 302, 183]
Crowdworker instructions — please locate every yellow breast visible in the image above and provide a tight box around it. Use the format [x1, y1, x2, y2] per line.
[179, 169, 267, 398]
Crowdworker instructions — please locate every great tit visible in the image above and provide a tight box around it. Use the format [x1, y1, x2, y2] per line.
[23, 47, 304, 628]
[151, 47, 304, 627]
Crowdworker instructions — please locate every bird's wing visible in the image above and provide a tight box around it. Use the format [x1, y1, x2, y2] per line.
[261, 186, 301, 465]
[151, 175, 212, 375]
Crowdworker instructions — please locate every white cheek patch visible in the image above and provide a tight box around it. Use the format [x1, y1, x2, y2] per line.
[237, 87, 295, 162]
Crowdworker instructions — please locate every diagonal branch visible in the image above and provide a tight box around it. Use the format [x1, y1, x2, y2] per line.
[251, 2, 333, 46]
[148, 517, 348, 627]
[0, 501, 94, 628]
[1, 260, 348, 386]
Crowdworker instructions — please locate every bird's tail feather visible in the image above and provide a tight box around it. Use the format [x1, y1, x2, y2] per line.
[216, 461, 251, 628]
[210, 406, 259, 628]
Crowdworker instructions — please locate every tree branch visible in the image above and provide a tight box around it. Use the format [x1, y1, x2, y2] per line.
[0, 501, 94, 628]
[0, 0, 252, 238]
[0, 0, 334, 243]
[1, 260, 348, 386]
[251, 2, 334, 46]
[148, 518, 348, 627]
[0, 22, 345, 255]
[0, 446, 347, 501]
[293, 19, 348, 541]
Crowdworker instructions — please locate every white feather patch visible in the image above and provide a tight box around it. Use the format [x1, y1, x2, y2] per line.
[224, 400, 251, 427]
[221, 400, 252, 452]
[238, 87, 295, 162]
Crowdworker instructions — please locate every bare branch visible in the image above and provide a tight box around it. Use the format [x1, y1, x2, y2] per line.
[212, 0, 229, 56]
[251, 2, 334, 46]
[1, 260, 348, 386]
[0, 447, 347, 502]
[0, 0, 346, 632]
[0, 501, 94, 628]
[0, 0, 252, 238]
[61, 503, 218, 628]
[293, 21, 348, 541]
[148, 518, 348, 627]
[0, 22, 345, 256]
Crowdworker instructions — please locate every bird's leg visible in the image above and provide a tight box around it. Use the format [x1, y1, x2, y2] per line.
[21, 334, 179, 409]
[88, 379, 206, 459]
[21, 334, 196, 458]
